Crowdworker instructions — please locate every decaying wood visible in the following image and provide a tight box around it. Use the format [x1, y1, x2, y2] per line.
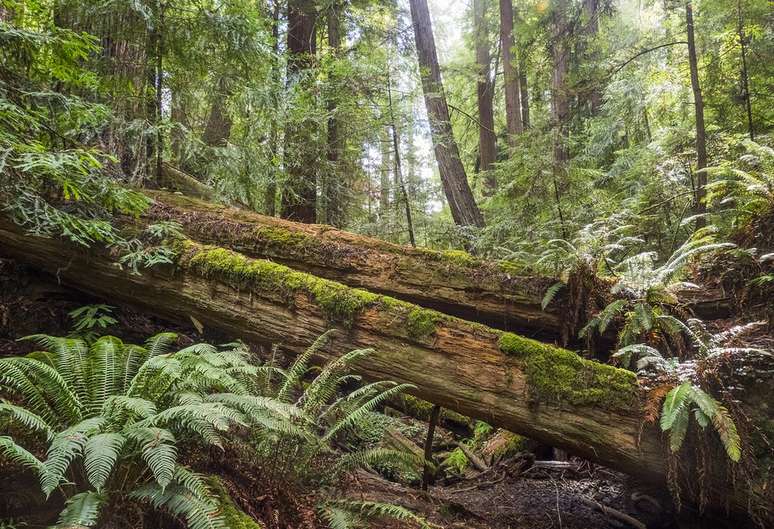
[0, 218, 765, 520]
[455, 442, 489, 473]
[158, 163, 218, 203]
[143, 190, 560, 336]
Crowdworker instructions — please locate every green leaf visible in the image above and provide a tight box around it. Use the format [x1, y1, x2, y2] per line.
[660, 382, 692, 431]
[541, 282, 564, 310]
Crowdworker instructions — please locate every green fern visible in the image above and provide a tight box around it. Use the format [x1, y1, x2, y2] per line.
[319, 500, 432, 529]
[0, 333, 300, 527]
[660, 382, 742, 462]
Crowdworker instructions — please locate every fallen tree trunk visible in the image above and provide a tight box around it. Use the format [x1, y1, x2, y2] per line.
[142, 191, 733, 338]
[143, 191, 561, 336]
[0, 219, 764, 521]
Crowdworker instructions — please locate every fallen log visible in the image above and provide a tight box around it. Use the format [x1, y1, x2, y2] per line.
[0, 219, 765, 521]
[142, 191, 734, 337]
[143, 191, 561, 336]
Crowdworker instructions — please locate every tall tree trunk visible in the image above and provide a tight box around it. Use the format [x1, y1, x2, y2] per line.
[737, 0, 754, 141]
[265, 0, 282, 217]
[685, 1, 707, 229]
[281, 0, 318, 223]
[387, 74, 416, 247]
[154, 2, 164, 181]
[202, 78, 233, 147]
[550, 0, 569, 237]
[474, 0, 497, 194]
[582, 0, 602, 114]
[519, 55, 530, 129]
[380, 128, 392, 214]
[323, 1, 344, 226]
[499, 0, 523, 147]
[409, 0, 485, 228]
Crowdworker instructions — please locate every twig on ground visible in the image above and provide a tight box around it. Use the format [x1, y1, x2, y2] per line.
[578, 496, 647, 529]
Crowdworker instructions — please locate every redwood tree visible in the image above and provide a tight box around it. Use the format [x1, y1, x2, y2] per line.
[499, 0, 523, 146]
[409, 0, 485, 228]
[281, 0, 318, 223]
[685, 1, 707, 228]
[474, 0, 497, 190]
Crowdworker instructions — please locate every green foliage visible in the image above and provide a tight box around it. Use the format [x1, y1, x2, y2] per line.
[661, 382, 741, 462]
[318, 500, 432, 529]
[581, 230, 734, 348]
[0, 332, 298, 528]
[68, 305, 117, 339]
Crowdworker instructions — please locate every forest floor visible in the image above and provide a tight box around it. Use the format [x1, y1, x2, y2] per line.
[341, 462, 656, 529]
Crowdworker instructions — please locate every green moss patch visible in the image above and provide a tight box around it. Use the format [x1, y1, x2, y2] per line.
[183, 244, 378, 326]
[406, 307, 447, 340]
[207, 477, 265, 529]
[498, 332, 638, 411]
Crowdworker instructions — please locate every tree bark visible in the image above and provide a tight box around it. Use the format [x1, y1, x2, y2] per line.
[281, 0, 318, 223]
[265, 0, 282, 217]
[1, 218, 767, 520]
[518, 55, 530, 129]
[685, 1, 707, 229]
[323, 1, 344, 227]
[409, 0, 485, 228]
[499, 0, 523, 147]
[144, 190, 559, 334]
[737, 0, 754, 141]
[550, 0, 570, 237]
[202, 77, 233, 147]
[582, 0, 602, 114]
[474, 0, 497, 191]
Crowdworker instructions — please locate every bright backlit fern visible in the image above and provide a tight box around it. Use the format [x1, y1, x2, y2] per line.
[580, 230, 734, 348]
[612, 318, 763, 463]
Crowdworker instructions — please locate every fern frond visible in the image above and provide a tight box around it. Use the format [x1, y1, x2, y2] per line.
[300, 348, 372, 414]
[130, 483, 226, 529]
[0, 435, 45, 473]
[541, 282, 564, 310]
[172, 465, 212, 501]
[21, 335, 89, 403]
[611, 344, 661, 370]
[336, 448, 425, 476]
[86, 336, 124, 414]
[42, 416, 105, 496]
[597, 299, 628, 334]
[55, 491, 105, 528]
[145, 332, 179, 357]
[324, 500, 431, 529]
[668, 405, 690, 453]
[84, 432, 125, 491]
[660, 382, 692, 431]
[0, 402, 54, 440]
[126, 427, 177, 489]
[317, 505, 359, 529]
[278, 329, 336, 402]
[101, 395, 157, 423]
[323, 384, 414, 443]
[688, 386, 741, 462]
